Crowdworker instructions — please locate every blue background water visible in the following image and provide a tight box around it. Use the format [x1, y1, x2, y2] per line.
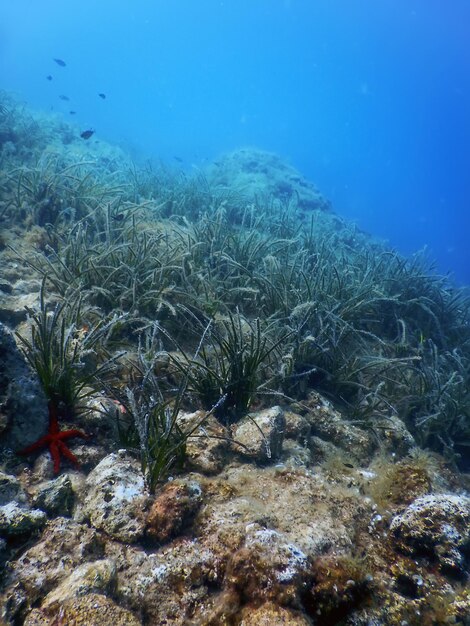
[1, 0, 469, 284]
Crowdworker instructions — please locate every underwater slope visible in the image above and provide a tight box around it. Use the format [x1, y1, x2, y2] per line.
[0, 93, 470, 625]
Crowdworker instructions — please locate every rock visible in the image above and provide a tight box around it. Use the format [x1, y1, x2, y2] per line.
[83, 450, 149, 542]
[41, 559, 117, 609]
[309, 435, 342, 464]
[304, 392, 374, 461]
[198, 465, 364, 566]
[11, 279, 41, 296]
[114, 539, 219, 625]
[304, 553, 373, 623]
[0, 502, 47, 536]
[2, 517, 104, 621]
[372, 413, 416, 457]
[188, 588, 240, 624]
[24, 593, 140, 626]
[31, 474, 74, 516]
[0, 409, 7, 441]
[283, 410, 311, 443]
[30, 443, 108, 482]
[0, 470, 26, 505]
[232, 406, 286, 462]
[0, 536, 6, 566]
[207, 148, 330, 215]
[390, 493, 470, 575]
[146, 477, 203, 543]
[239, 602, 313, 625]
[225, 527, 310, 605]
[0, 282, 13, 295]
[0, 322, 48, 453]
[0, 292, 38, 326]
[280, 439, 312, 468]
[178, 411, 230, 474]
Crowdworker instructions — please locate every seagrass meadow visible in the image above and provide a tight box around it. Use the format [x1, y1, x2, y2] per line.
[1, 90, 469, 468]
[1, 92, 470, 625]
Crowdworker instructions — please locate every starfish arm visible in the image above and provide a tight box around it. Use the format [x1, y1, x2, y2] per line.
[50, 439, 61, 474]
[18, 435, 53, 455]
[57, 439, 81, 469]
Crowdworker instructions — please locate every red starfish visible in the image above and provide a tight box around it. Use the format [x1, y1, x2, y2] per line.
[18, 401, 89, 474]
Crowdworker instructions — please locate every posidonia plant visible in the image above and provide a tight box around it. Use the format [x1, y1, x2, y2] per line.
[15, 278, 124, 472]
[165, 312, 290, 423]
[112, 345, 207, 492]
[16, 278, 121, 418]
[3, 91, 470, 468]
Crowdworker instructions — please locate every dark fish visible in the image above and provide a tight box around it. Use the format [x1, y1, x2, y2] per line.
[343, 463, 354, 469]
[111, 213, 124, 222]
[53, 58, 66, 67]
[173, 156, 183, 163]
[46, 75, 53, 81]
[59, 95, 70, 101]
[80, 129, 95, 140]
[98, 93, 106, 99]
[69, 111, 77, 115]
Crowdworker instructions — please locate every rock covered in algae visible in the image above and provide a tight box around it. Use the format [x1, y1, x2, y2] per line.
[371, 412, 416, 457]
[0, 470, 26, 505]
[390, 493, 470, 574]
[0, 501, 46, 536]
[208, 148, 331, 215]
[1, 517, 104, 619]
[232, 405, 286, 462]
[31, 473, 74, 517]
[102, 462, 374, 623]
[146, 476, 203, 543]
[238, 602, 313, 625]
[24, 593, 140, 626]
[198, 465, 367, 561]
[82, 450, 149, 542]
[303, 553, 373, 623]
[225, 526, 310, 605]
[111, 539, 220, 625]
[178, 410, 230, 474]
[40, 559, 117, 609]
[303, 391, 374, 461]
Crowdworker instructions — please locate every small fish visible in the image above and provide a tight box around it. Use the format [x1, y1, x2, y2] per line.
[53, 58, 66, 67]
[69, 111, 77, 115]
[59, 95, 70, 101]
[80, 129, 95, 140]
[98, 93, 106, 99]
[173, 156, 183, 163]
[46, 75, 53, 81]
[111, 213, 124, 222]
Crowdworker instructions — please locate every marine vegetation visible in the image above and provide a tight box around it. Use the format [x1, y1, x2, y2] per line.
[111, 347, 191, 493]
[165, 312, 289, 423]
[1, 89, 469, 478]
[2, 90, 470, 626]
[15, 278, 122, 472]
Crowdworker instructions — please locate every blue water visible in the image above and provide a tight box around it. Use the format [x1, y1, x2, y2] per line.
[1, 0, 469, 284]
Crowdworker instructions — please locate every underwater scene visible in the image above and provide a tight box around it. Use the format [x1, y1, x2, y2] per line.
[0, 1, 469, 624]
